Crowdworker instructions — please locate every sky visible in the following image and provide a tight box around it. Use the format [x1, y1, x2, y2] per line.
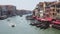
[0, 0, 56, 10]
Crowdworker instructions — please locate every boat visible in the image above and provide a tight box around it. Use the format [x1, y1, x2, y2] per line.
[26, 15, 34, 20]
[30, 0, 60, 29]
[0, 15, 7, 20]
[8, 23, 16, 27]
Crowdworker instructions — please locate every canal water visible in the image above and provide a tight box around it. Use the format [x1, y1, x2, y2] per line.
[0, 14, 60, 34]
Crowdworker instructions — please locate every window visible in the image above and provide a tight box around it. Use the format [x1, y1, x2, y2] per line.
[57, 10, 60, 13]
[56, 5, 60, 8]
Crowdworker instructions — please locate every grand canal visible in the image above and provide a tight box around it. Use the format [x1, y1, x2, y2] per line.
[0, 14, 60, 34]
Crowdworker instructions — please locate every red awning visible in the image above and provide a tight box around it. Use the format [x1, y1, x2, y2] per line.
[52, 20, 60, 24]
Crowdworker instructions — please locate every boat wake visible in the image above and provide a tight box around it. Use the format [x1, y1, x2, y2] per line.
[8, 22, 16, 27]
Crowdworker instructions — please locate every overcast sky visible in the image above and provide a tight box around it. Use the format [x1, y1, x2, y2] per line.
[0, 0, 56, 10]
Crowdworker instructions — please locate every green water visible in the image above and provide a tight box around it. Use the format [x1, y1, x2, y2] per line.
[0, 15, 60, 34]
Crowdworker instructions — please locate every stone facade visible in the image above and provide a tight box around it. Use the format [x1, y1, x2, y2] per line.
[33, 1, 60, 19]
[0, 5, 16, 17]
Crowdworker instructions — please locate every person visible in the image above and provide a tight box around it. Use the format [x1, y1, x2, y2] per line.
[49, 24, 53, 28]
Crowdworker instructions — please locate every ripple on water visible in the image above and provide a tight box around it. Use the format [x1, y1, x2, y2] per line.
[0, 15, 60, 34]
